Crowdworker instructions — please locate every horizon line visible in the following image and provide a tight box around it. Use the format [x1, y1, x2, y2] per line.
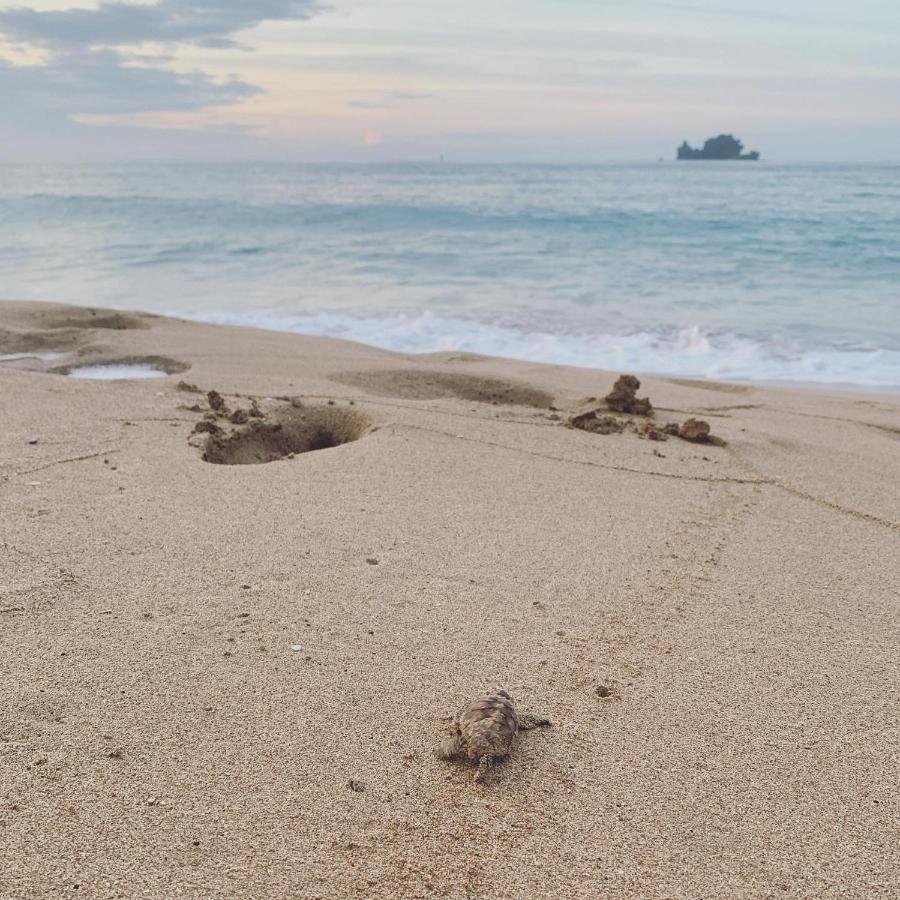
[1, 157, 898, 166]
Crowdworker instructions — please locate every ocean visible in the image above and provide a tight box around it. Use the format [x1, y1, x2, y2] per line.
[1, 161, 898, 388]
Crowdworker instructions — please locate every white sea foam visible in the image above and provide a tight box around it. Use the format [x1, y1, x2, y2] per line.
[190, 310, 900, 389]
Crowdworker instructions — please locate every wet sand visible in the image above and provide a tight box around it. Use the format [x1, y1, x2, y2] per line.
[1, 301, 898, 899]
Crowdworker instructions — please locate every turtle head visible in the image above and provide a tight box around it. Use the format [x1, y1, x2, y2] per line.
[434, 720, 465, 760]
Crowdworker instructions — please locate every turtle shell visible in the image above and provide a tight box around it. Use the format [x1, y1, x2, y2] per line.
[456, 691, 519, 761]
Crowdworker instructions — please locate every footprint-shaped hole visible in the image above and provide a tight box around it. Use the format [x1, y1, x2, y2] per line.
[202, 405, 370, 465]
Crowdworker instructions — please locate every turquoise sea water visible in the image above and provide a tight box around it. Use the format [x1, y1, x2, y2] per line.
[1, 162, 898, 387]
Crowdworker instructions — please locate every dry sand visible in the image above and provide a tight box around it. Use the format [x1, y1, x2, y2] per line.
[1, 300, 898, 899]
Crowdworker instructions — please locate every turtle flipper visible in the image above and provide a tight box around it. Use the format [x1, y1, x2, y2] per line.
[474, 753, 501, 783]
[518, 713, 552, 730]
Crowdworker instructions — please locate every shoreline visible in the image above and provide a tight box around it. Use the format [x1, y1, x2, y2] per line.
[2, 300, 898, 899]
[688, 376, 900, 398]
[5, 297, 898, 399]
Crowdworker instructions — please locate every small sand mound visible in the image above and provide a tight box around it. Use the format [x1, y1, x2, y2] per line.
[207, 389, 227, 412]
[202, 405, 370, 465]
[45, 310, 150, 331]
[0, 328, 82, 354]
[336, 369, 555, 408]
[678, 417, 726, 445]
[605, 374, 653, 415]
[51, 355, 190, 377]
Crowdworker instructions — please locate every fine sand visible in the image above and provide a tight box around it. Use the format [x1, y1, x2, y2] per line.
[1, 300, 898, 899]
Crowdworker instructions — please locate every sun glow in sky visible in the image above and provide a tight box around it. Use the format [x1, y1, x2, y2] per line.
[1, 0, 898, 161]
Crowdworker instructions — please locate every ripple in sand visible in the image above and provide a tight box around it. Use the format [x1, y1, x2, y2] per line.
[0, 352, 65, 362]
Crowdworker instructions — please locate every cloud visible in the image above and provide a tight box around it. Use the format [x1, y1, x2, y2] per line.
[0, 51, 260, 115]
[390, 92, 434, 101]
[0, 1, 322, 125]
[349, 99, 390, 110]
[625, 1, 815, 25]
[0, 0, 322, 50]
[349, 91, 435, 110]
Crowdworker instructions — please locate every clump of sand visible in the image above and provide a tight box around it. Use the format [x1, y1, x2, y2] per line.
[570, 374, 725, 445]
[605, 374, 653, 416]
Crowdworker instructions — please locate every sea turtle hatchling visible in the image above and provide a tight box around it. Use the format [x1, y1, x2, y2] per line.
[434, 690, 551, 783]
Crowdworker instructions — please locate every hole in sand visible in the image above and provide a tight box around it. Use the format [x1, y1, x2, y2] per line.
[202, 405, 370, 465]
[664, 378, 751, 395]
[52, 355, 189, 379]
[336, 369, 555, 408]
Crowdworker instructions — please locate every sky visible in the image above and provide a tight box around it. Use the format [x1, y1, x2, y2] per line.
[0, 0, 898, 162]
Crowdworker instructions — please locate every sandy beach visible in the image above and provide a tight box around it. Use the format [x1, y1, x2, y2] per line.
[1, 300, 897, 899]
